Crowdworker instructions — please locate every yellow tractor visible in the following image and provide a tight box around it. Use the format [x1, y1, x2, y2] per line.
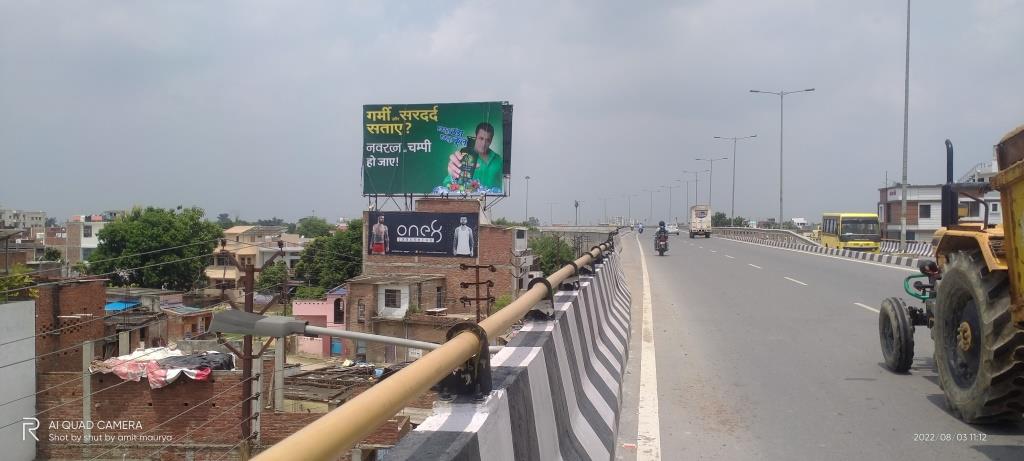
[879, 125, 1024, 423]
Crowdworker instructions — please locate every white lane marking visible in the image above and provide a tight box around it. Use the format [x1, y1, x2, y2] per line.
[718, 238, 917, 272]
[784, 276, 808, 286]
[854, 302, 880, 313]
[748, 263, 762, 269]
[710, 250, 717, 253]
[634, 234, 661, 460]
[725, 255, 735, 259]
[698, 246, 704, 249]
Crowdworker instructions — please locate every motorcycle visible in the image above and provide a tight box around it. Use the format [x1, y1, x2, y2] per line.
[655, 233, 669, 256]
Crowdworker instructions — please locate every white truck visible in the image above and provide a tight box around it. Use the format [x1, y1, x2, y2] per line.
[689, 205, 711, 238]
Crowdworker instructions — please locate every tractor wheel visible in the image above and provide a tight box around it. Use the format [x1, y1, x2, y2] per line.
[879, 297, 915, 373]
[932, 251, 1024, 423]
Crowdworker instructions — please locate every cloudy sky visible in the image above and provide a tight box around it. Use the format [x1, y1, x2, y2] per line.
[2, 0, 1022, 225]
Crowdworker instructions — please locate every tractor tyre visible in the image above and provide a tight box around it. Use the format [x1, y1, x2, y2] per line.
[932, 251, 1024, 423]
[879, 297, 915, 373]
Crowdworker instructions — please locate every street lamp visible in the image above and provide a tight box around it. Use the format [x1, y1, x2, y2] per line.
[665, 182, 681, 223]
[750, 87, 815, 228]
[695, 157, 728, 213]
[683, 180, 694, 226]
[524, 175, 531, 222]
[683, 170, 708, 205]
[622, 192, 630, 225]
[547, 201, 557, 226]
[713, 135, 757, 223]
[643, 189, 656, 225]
[899, 0, 911, 253]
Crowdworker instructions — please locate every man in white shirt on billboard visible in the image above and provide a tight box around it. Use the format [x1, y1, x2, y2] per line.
[453, 216, 474, 257]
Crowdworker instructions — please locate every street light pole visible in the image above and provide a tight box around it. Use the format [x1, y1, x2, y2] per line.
[695, 157, 729, 213]
[751, 88, 815, 228]
[625, 194, 637, 225]
[714, 135, 757, 223]
[644, 189, 655, 224]
[524, 175, 531, 222]
[547, 201, 557, 226]
[900, 0, 911, 253]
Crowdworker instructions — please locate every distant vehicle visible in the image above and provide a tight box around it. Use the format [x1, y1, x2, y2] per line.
[666, 224, 680, 235]
[689, 205, 711, 238]
[820, 212, 880, 252]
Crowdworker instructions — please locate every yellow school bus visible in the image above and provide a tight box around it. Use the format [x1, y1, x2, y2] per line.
[820, 212, 880, 252]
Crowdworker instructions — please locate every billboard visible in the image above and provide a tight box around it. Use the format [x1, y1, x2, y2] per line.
[367, 211, 479, 258]
[362, 102, 512, 196]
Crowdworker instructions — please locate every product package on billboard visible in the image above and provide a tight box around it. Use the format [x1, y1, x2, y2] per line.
[362, 102, 512, 196]
[367, 212, 480, 257]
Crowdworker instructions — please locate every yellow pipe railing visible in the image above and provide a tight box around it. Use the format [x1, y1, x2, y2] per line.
[254, 240, 615, 461]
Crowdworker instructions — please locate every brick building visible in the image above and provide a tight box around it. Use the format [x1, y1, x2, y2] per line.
[34, 280, 109, 373]
[344, 198, 529, 363]
[292, 286, 348, 358]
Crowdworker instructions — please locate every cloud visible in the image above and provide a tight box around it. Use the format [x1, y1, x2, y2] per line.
[1, 0, 1021, 225]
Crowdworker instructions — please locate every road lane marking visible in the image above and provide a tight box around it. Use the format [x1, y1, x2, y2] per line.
[717, 238, 917, 272]
[784, 277, 808, 286]
[698, 246, 704, 249]
[854, 302, 880, 313]
[725, 255, 735, 259]
[634, 234, 661, 460]
[710, 250, 717, 253]
[748, 264, 762, 269]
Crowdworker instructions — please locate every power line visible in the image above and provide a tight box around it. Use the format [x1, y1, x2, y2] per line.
[0, 237, 223, 280]
[0, 343, 177, 431]
[0, 253, 214, 296]
[0, 315, 164, 370]
[0, 305, 152, 349]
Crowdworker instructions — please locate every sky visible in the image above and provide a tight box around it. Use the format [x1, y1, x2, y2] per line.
[2, 0, 1022, 225]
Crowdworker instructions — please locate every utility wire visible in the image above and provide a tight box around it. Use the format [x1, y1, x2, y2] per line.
[0, 237, 223, 280]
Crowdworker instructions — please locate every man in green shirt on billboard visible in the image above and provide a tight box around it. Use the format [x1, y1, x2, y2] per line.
[443, 122, 503, 194]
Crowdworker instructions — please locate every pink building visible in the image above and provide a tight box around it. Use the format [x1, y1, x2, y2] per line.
[292, 286, 351, 358]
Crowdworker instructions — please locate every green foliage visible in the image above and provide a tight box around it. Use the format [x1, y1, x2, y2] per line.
[491, 294, 513, 314]
[294, 219, 362, 291]
[711, 212, 729, 227]
[529, 234, 575, 275]
[493, 217, 538, 230]
[42, 247, 63, 262]
[297, 216, 333, 238]
[45, 217, 58, 227]
[730, 216, 748, 227]
[88, 206, 223, 290]
[0, 264, 37, 300]
[257, 260, 289, 291]
[216, 213, 235, 229]
[295, 286, 326, 299]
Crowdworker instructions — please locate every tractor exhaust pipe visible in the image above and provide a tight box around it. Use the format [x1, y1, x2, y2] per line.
[941, 139, 958, 227]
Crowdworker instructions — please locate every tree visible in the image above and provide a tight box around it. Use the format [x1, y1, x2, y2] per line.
[0, 263, 37, 300]
[88, 206, 223, 290]
[42, 247, 63, 262]
[257, 260, 289, 291]
[730, 216, 748, 227]
[45, 217, 58, 227]
[527, 217, 541, 228]
[711, 212, 729, 227]
[297, 216, 333, 238]
[295, 286, 326, 299]
[294, 219, 362, 290]
[529, 234, 575, 275]
[216, 213, 235, 229]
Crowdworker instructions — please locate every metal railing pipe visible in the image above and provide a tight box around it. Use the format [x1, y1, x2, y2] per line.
[254, 241, 614, 461]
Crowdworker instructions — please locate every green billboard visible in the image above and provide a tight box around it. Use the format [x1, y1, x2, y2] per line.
[362, 101, 512, 196]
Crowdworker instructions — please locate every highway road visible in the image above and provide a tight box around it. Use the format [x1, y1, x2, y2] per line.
[616, 232, 1023, 461]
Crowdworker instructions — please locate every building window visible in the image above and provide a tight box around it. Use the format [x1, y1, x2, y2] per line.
[885, 204, 893, 224]
[919, 204, 931, 219]
[436, 286, 445, 309]
[967, 201, 981, 217]
[333, 298, 344, 324]
[384, 289, 400, 309]
[84, 225, 92, 237]
[357, 300, 365, 323]
[992, 203, 999, 213]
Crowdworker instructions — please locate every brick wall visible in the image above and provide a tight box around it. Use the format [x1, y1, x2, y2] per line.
[0, 250, 28, 272]
[362, 222, 518, 315]
[35, 280, 107, 373]
[36, 370, 248, 460]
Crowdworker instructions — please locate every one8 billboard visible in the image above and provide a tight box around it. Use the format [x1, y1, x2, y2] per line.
[367, 211, 479, 258]
[362, 102, 512, 196]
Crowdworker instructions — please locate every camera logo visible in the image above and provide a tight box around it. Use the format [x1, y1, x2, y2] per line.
[22, 417, 39, 442]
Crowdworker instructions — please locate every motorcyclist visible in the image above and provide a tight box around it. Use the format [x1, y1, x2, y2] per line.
[655, 221, 669, 240]
[637, 222, 644, 234]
